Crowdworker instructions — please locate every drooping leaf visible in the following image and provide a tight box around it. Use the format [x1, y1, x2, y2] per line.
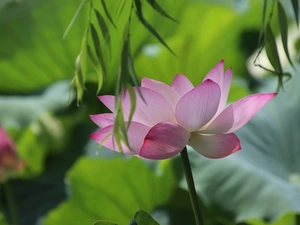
[73, 0, 186, 102]
[126, 85, 136, 131]
[277, 1, 294, 68]
[114, 96, 130, 151]
[112, 22, 131, 150]
[74, 52, 86, 103]
[43, 157, 176, 225]
[94, 8, 112, 55]
[258, 0, 268, 47]
[119, 22, 130, 90]
[89, 23, 106, 89]
[90, 23, 105, 69]
[265, 22, 284, 88]
[135, 2, 252, 102]
[291, 0, 299, 27]
[115, 0, 127, 22]
[128, 53, 144, 100]
[145, 0, 178, 23]
[134, 0, 176, 56]
[100, 0, 116, 28]
[87, 44, 104, 93]
[134, 210, 160, 225]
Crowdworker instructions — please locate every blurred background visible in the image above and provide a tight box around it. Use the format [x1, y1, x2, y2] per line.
[0, 0, 300, 224]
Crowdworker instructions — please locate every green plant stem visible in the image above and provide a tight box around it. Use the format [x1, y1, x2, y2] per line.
[296, 214, 300, 225]
[180, 147, 204, 225]
[3, 182, 18, 225]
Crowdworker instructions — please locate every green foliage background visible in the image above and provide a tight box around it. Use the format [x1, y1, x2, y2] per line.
[0, 0, 299, 225]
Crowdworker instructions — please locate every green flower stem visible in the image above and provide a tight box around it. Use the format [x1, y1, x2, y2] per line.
[3, 182, 18, 225]
[180, 147, 204, 225]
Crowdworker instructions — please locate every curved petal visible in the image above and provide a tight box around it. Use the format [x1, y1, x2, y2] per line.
[203, 60, 224, 88]
[218, 68, 232, 113]
[175, 79, 221, 132]
[122, 87, 175, 126]
[90, 122, 151, 155]
[139, 122, 190, 160]
[203, 61, 233, 116]
[171, 74, 194, 97]
[98, 95, 115, 112]
[204, 93, 276, 134]
[90, 113, 114, 128]
[188, 132, 241, 159]
[0, 127, 16, 152]
[141, 78, 180, 109]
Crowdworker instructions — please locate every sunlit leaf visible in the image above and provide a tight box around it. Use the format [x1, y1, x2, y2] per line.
[44, 157, 176, 225]
[145, 0, 178, 23]
[277, 1, 294, 68]
[134, 210, 159, 225]
[114, 97, 129, 151]
[0, 0, 86, 93]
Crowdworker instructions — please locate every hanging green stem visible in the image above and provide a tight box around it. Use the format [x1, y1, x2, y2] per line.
[180, 147, 204, 225]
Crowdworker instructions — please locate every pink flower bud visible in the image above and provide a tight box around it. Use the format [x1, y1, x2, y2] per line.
[0, 127, 25, 182]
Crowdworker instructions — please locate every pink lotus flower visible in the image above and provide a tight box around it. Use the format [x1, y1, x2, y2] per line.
[90, 60, 276, 160]
[0, 127, 25, 182]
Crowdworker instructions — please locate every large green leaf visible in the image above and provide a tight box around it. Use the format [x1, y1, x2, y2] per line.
[43, 157, 176, 225]
[8, 123, 90, 225]
[0, 0, 85, 93]
[180, 65, 300, 222]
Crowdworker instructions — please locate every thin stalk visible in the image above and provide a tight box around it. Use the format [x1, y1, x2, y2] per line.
[296, 214, 300, 225]
[180, 147, 204, 225]
[3, 182, 18, 225]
